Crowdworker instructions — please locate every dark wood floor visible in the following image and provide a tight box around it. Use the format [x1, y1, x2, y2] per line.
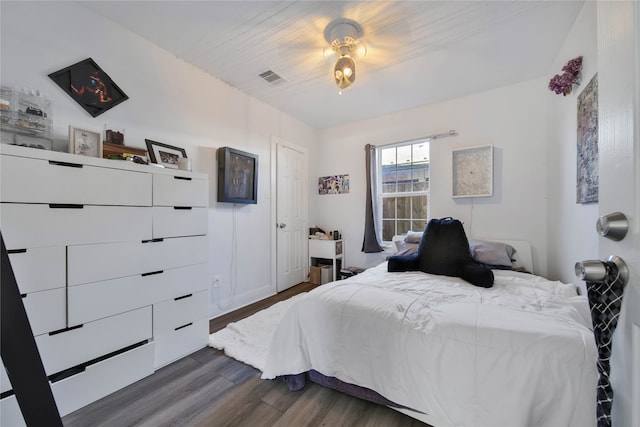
[63, 282, 430, 427]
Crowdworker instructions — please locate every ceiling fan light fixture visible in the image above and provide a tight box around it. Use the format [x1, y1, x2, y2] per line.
[324, 18, 364, 93]
[334, 55, 356, 90]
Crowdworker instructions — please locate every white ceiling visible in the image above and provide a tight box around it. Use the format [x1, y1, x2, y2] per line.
[81, 1, 583, 129]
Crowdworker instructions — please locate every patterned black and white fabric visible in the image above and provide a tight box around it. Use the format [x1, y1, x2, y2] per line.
[586, 265, 625, 427]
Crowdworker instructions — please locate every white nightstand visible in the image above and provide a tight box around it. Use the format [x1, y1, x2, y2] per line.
[309, 239, 343, 283]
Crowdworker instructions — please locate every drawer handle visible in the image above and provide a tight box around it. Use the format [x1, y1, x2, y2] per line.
[49, 203, 84, 209]
[175, 322, 193, 331]
[141, 270, 164, 277]
[173, 206, 193, 210]
[7, 248, 27, 254]
[20, 293, 27, 298]
[49, 366, 86, 383]
[141, 238, 164, 244]
[0, 390, 15, 399]
[174, 293, 193, 301]
[174, 176, 192, 181]
[49, 324, 83, 336]
[49, 160, 83, 168]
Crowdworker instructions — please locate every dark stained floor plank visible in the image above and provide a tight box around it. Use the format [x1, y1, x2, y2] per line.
[271, 383, 341, 427]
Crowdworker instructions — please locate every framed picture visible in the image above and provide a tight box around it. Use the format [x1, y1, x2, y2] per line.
[69, 126, 102, 157]
[452, 145, 493, 198]
[217, 146, 258, 204]
[145, 139, 187, 169]
[576, 73, 598, 204]
[49, 58, 128, 117]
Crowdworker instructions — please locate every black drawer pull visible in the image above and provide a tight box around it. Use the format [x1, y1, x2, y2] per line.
[20, 293, 27, 298]
[0, 390, 15, 399]
[174, 322, 193, 331]
[174, 176, 192, 181]
[49, 160, 83, 168]
[173, 206, 193, 210]
[174, 293, 192, 301]
[141, 238, 164, 244]
[141, 270, 163, 277]
[49, 204, 84, 209]
[49, 324, 83, 336]
[7, 248, 27, 254]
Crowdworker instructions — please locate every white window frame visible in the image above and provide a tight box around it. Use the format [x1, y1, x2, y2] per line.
[375, 139, 430, 243]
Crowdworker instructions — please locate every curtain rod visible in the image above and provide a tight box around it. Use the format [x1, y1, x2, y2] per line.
[368, 130, 458, 149]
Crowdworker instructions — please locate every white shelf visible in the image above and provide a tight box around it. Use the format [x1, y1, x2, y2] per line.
[309, 239, 343, 282]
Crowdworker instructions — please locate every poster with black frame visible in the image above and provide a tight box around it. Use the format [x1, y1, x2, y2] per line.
[48, 58, 128, 117]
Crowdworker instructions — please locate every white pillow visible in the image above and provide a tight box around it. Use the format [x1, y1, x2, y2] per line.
[404, 231, 424, 244]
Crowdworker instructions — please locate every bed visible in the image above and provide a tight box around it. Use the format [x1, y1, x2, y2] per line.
[261, 238, 598, 427]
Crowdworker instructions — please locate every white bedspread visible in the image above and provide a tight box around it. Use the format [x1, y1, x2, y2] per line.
[262, 262, 598, 427]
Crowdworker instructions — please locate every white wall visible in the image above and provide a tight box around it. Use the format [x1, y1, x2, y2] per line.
[0, 1, 317, 318]
[545, 1, 598, 290]
[0, 1, 599, 319]
[316, 79, 550, 275]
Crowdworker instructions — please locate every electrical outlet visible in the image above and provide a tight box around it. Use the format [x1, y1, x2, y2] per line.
[213, 275, 222, 288]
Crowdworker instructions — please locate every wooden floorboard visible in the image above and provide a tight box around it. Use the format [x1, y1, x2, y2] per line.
[63, 281, 431, 427]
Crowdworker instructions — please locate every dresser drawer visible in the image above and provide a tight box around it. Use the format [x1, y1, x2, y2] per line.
[0, 204, 152, 249]
[153, 290, 208, 336]
[35, 306, 152, 375]
[154, 318, 208, 368]
[52, 342, 154, 417]
[1, 365, 10, 394]
[0, 154, 151, 206]
[68, 264, 207, 325]
[67, 236, 208, 286]
[152, 206, 208, 238]
[0, 394, 25, 427]
[152, 174, 208, 207]
[8, 246, 65, 294]
[23, 288, 66, 336]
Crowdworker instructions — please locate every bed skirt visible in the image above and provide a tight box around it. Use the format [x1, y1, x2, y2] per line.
[283, 371, 404, 408]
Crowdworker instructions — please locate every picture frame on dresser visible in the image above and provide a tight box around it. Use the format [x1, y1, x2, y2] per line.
[145, 139, 187, 169]
[68, 126, 102, 157]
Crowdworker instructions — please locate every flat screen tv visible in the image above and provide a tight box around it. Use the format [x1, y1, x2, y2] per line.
[217, 146, 258, 204]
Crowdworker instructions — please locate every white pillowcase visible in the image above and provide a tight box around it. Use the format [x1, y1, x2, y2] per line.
[404, 231, 424, 244]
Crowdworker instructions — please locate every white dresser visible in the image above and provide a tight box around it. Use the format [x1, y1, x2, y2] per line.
[0, 144, 209, 423]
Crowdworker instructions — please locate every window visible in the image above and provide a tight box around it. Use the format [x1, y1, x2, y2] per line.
[377, 141, 430, 242]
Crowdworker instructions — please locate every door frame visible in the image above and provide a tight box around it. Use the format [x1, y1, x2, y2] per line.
[270, 136, 309, 293]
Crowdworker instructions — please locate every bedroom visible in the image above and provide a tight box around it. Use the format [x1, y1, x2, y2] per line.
[0, 1, 637, 426]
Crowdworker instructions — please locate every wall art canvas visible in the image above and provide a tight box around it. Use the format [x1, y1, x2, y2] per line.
[452, 145, 493, 198]
[318, 174, 350, 195]
[576, 73, 598, 204]
[49, 58, 128, 117]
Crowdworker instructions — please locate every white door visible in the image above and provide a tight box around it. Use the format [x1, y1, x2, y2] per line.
[597, 2, 639, 426]
[274, 139, 307, 292]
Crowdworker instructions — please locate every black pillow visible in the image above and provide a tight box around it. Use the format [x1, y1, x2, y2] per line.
[388, 253, 420, 272]
[388, 217, 494, 288]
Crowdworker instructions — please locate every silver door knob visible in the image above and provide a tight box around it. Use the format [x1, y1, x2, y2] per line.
[575, 255, 629, 286]
[596, 212, 628, 241]
[278, 223, 286, 229]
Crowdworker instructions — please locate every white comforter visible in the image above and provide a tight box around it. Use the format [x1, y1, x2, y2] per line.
[262, 262, 598, 427]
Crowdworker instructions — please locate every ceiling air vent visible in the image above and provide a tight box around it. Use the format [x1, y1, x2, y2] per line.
[259, 70, 285, 86]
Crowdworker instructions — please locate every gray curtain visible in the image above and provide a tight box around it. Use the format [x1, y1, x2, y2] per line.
[362, 144, 383, 253]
